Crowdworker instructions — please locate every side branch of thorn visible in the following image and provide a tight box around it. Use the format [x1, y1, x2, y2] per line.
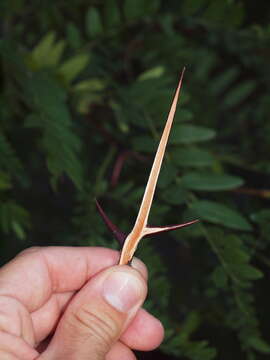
[95, 200, 127, 245]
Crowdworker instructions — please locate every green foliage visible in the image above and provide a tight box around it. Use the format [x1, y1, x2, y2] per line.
[86, 7, 103, 38]
[170, 125, 216, 144]
[181, 172, 244, 191]
[191, 200, 252, 231]
[0, 131, 25, 180]
[23, 71, 84, 190]
[0, 200, 30, 240]
[1, 1, 270, 359]
[171, 147, 215, 167]
[31, 32, 66, 68]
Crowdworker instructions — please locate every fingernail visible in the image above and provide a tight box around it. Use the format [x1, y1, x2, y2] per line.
[102, 271, 143, 312]
[131, 258, 148, 280]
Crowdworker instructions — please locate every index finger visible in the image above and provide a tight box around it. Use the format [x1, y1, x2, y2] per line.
[0, 246, 146, 312]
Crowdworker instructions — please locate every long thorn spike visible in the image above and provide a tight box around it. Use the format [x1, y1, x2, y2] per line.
[119, 69, 186, 265]
[132, 69, 185, 232]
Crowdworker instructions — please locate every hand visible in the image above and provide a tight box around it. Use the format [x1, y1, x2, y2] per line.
[0, 246, 164, 359]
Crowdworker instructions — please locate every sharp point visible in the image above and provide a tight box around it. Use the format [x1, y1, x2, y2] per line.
[95, 198, 127, 245]
[180, 66, 186, 79]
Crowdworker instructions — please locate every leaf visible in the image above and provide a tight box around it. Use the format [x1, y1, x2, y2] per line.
[31, 32, 56, 66]
[132, 135, 156, 153]
[23, 72, 83, 190]
[138, 66, 165, 81]
[0, 131, 24, 180]
[174, 108, 194, 122]
[223, 246, 250, 265]
[194, 50, 217, 80]
[46, 40, 66, 66]
[170, 125, 216, 144]
[74, 78, 105, 92]
[223, 81, 256, 108]
[212, 266, 228, 288]
[0, 201, 30, 237]
[66, 22, 82, 49]
[162, 186, 188, 205]
[203, 0, 244, 27]
[230, 264, 263, 280]
[158, 162, 178, 189]
[11, 220, 26, 240]
[31, 38, 66, 68]
[250, 209, 270, 223]
[86, 7, 103, 37]
[178, 311, 201, 343]
[104, 0, 121, 29]
[190, 200, 252, 231]
[210, 67, 240, 95]
[58, 54, 90, 84]
[184, 341, 217, 360]
[248, 336, 270, 354]
[172, 148, 215, 167]
[76, 93, 103, 114]
[181, 172, 244, 191]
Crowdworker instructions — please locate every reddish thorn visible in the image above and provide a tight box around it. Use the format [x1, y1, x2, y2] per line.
[144, 219, 199, 237]
[95, 199, 127, 245]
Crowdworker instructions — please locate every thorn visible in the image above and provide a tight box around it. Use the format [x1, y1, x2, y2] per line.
[143, 219, 199, 237]
[118, 69, 187, 265]
[95, 199, 127, 245]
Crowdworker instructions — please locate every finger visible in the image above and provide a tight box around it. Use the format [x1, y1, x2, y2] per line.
[0, 351, 18, 360]
[0, 295, 35, 346]
[39, 265, 147, 360]
[0, 331, 38, 360]
[32, 296, 164, 351]
[0, 247, 120, 312]
[31, 291, 73, 343]
[106, 341, 137, 360]
[121, 308, 164, 350]
[31, 258, 147, 342]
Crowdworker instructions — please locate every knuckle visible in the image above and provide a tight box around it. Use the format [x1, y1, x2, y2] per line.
[72, 304, 119, 352]
[0, 296, 22, 335]
[18, 246, 41, 257]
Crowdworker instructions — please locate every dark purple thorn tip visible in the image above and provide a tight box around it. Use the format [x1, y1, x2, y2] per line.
[95, 199, 127, 245]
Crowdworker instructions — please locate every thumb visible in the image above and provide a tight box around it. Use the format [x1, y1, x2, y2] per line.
[40, 265, 147, 360]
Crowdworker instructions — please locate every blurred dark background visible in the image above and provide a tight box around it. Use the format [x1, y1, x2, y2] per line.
[1, 0, 270, 359]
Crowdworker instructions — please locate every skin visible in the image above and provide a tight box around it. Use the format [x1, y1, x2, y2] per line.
[0, 246, 164, 359]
